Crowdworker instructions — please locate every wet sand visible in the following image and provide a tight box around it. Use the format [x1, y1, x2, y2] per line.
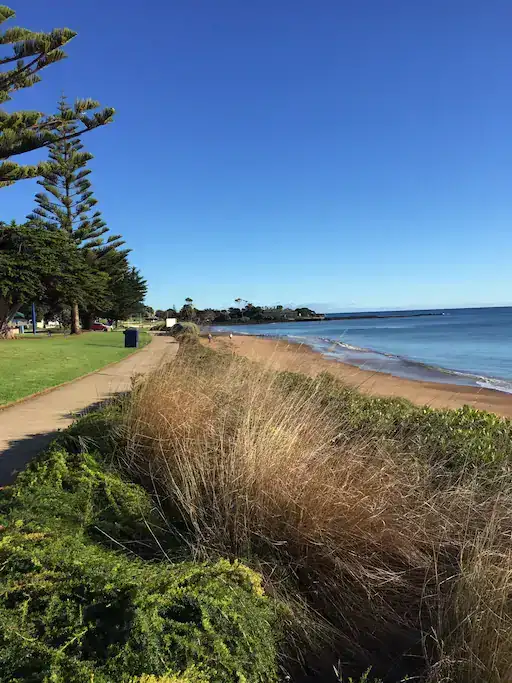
[209, 335, 512, 419]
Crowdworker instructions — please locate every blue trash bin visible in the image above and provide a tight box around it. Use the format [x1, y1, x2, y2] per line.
[123, 328, 139, 348]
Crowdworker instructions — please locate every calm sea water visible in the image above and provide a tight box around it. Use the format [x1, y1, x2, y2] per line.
[214, 307, 512, 394]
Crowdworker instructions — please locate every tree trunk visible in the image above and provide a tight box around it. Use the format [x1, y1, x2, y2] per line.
[0, 319, 15, 339]
[0, 299, 20, 339]
[70, 302, 81, 335]
[81, 310, 94, 331]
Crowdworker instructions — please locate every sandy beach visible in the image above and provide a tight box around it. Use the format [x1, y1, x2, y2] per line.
[209, 334, 512, 418]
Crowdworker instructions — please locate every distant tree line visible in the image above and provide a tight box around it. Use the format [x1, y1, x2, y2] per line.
[153, 300, 322, 325]
[0, 7, 146, 336]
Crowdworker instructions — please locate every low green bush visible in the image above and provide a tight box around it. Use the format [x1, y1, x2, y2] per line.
[0, 445, 278, 683]
[0, 526, 276, 682]
[130, 673, 207, 683]
[61, 403, 125, 459]
[4, 445, 160, 551]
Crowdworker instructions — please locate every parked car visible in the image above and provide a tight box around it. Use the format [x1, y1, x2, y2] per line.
[91, 322, 112, 332]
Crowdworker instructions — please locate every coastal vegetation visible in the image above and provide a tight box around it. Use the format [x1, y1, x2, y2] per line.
[4, 337, 512, 681]
[0, 434, 277, 682]
[1, 7, 510, 683]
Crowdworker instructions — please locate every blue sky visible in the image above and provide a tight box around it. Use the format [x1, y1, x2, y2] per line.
[3, 1, 512, 312]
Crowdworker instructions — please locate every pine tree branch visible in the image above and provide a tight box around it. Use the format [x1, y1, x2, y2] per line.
[0, 9, 112, 183]
[0, 53, 42, 87]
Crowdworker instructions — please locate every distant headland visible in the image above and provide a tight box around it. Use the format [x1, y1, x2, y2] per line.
[213, 310, 444, 325]
[159, 301, 445, 326]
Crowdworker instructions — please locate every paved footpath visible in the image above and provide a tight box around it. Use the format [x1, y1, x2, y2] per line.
[0, 335, 178, 485]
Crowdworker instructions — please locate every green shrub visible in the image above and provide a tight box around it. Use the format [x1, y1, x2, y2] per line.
[2, 445, 158, 550]
[61, 403, 124, 458]
[131, 673, 207, 683]
[0, 446, 278, 683]
[0, 526, 276, 682]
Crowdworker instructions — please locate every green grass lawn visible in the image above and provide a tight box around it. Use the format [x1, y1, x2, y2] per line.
[0, 330, 150, 405]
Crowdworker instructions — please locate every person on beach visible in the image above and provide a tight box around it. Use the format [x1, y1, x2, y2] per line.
[208, 333, 213, 343]
[229, 332, 233, 341]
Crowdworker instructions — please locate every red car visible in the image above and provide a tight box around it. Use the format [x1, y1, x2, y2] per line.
[91, 322, 112, 332]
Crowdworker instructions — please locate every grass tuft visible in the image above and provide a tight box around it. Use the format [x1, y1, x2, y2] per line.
[116, 343, 512, 681]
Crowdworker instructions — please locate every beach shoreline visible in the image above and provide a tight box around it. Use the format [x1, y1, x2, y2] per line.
[208, 334, 512, 418]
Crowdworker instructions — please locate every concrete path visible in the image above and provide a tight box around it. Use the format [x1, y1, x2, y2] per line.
[0, 334, 178, 485]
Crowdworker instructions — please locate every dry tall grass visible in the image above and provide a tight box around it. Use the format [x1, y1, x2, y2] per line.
[426, 519, 512, 683]
[119, 344, 512, 682]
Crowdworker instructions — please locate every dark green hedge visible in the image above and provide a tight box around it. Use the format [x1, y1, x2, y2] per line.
[0, 445, 278, 683]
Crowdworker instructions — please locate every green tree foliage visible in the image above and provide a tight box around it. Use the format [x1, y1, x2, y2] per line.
[77, 248, 127, 329]
[179, 297, 195, 321]
[26, 96, 125, 333]
[155, 308, 177, 320]
[81, 262, 147, 327]
[19, 299, 51, 325]
[0, 6, 114, 187]
[0, 221, 106, 336]
[181, 302, 322, 324]
[108, 265, 147, 321]
[195, 308, 218, 324]
[295, 307, 316, 317]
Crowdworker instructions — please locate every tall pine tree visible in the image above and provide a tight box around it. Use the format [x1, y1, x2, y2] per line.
[0, 5, 114, 187]
[27, 97, 125, 334]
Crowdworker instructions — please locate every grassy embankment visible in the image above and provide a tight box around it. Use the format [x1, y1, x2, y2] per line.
[2, 334, 512, 681]
[0, 330, 150, 405]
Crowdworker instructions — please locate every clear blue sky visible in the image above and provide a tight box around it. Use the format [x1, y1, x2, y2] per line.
[3, 1, 512, 311]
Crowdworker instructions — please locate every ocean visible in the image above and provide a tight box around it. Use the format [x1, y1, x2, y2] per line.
[214, 307, 512, 394]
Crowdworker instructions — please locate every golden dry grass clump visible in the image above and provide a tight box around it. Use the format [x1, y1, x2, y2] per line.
[120, 344, 512, 682]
